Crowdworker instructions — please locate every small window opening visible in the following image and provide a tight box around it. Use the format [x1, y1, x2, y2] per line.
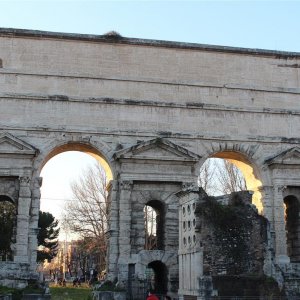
[128, 263, 135, 280]
[144, 200, 165, 250]
[187, 205, 191, 214]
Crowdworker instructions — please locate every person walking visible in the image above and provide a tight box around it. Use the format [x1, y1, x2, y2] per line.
[146, 291, 159, 300]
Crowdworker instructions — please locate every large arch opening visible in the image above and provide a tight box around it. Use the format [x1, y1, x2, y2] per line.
[39, 142, 113, 281]
[147, 260, 168, 295]
[40, 142, 113, 182]
[144, 200, 165, 250]
[284, 195, 300, 262]
[199, 151, 263, 213]
[0, 195, 16, 261]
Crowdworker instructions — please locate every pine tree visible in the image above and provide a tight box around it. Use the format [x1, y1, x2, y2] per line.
[37, 211, 60, 263]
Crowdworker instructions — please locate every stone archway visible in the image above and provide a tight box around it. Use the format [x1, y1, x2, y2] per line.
[202, 147, 267, 214]
[37, 141, 114, 182]
[2, 28, 300, 295]
[35, 140, 115, 273]
[147, 260, 168, 294]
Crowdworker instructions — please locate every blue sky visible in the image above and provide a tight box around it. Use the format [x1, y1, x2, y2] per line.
[1, 1, 300, 52]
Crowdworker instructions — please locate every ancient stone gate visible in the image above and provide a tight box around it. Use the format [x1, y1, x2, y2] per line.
[1, 28, 300, 294]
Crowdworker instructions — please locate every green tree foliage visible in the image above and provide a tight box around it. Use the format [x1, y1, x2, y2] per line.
[37, 211, 60, 263]
[0, 198, 16, 261]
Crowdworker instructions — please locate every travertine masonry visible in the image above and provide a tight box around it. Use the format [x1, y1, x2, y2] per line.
[0, 28, 300, 294]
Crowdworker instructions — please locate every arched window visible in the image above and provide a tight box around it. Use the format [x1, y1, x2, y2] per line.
[144, 200, 165, 250]
[284, 195, 300, 262]
[0, 195, 16, 261]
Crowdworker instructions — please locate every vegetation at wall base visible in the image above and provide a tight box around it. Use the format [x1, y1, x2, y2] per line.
[94, 280, 125, 292]
[23, 279, 45, 294]
[0, 283, 45, 300]
[0, 285, 22, 300]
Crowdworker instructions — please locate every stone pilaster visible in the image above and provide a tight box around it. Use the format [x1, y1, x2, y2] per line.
[118, 180, 133, 283]
[106, 180, 119, 280]
[258, 185, 275, 276]
[14, 176, 31, 263]
[273, 184, 290, 264]
[258, 185, 274, 223]
[28, 177, 42, 270]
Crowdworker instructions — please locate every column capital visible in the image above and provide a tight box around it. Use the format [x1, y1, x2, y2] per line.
[19, 177, 31, 198]
[277, 185, 286, 194]
[19, 176, 31, 186]
[181, 181, 198, 192]
[119, 180, 133, 190]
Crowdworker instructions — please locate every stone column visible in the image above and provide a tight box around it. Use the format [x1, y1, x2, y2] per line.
[14, 176, 31, 263]
[273, 184, 290, 264]
[28, 177, 42, 271]
[106, 180, 120, 280]
[117, 180, 133, 284]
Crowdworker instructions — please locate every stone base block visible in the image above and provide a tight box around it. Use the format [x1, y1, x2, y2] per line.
[92, 291, 126, 300]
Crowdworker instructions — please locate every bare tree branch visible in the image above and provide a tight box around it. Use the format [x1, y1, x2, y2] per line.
[215, 159, 247, 194]
[198, 159, 216, 195]
[199, 158, 247, 196]
[62, 162, 109, 271]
